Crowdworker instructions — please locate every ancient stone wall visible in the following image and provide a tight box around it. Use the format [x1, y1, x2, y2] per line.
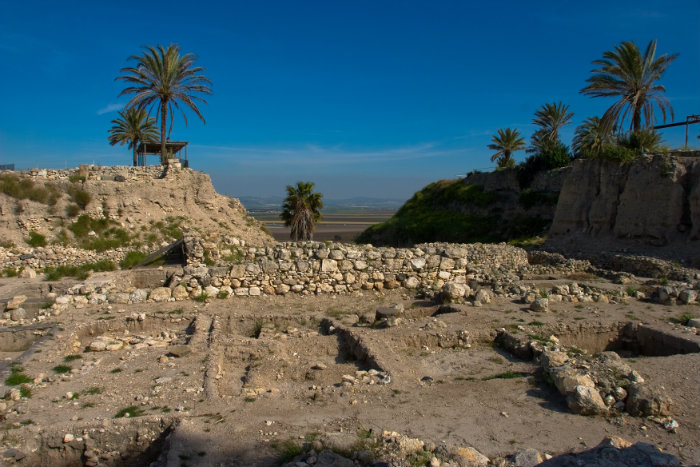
[20, 165, 165, 181]
[171, 238, 529, 299]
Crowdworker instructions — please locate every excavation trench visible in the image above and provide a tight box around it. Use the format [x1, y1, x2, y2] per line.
[555, 322, 700, 357]
[15, 417, 176, 467]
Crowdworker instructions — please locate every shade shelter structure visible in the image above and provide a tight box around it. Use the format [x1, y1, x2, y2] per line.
[136, 141, 189, 167]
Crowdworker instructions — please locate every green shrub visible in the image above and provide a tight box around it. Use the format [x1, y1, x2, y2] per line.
[120, 251, 148, 269]
[43, 260, 116, 281]
[68, 173, 86, 183]
[223, 248, 245, 263]
[26, 231, 47, 247]
[65, 203, 81, 217]
[274, 439, 304, 463]
[203, 251, 216, 266]
[114, 406, 144, 418]
[52, 365, 72, 374]
[2, 267, 19, 277]
[518, 189, 559, 209]
[53, 229, 70, 245]
[159, 216, 185, 240]
[597, 144, 637, 163]
[670, 312, 697, 326]
[518, 142, 572, 188]
[67, 215, 131, 251]
[433, 181, 500, 207]
[5, 367, 32, 386]
[0, 173, 61, 205]
[67, 186, 91, 209]
[539, 142, 572, 170]
[617, 129, 665, 154]
[19, 385, 32, 398]
[482, 371, 527, 381]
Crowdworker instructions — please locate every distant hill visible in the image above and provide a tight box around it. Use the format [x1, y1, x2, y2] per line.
[239, 196, 404, 212]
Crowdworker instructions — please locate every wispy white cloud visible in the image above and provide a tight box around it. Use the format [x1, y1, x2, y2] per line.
[97, 103, 124, 115]
[190, 142, 465, 169]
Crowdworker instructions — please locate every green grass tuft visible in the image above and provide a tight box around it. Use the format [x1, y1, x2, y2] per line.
[52, 365, 72, 374]
[274, 439, 304, 463]
[114, 406, 144, 418]
[482, 371, 527, 381]
[26, 231, 47, 247]
[5, 368, 32, 386]
[119, 250, 148, 269]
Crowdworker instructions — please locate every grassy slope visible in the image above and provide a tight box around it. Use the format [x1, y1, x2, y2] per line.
[356, 179, 552, 246]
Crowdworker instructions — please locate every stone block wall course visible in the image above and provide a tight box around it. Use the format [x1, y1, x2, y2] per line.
[175, 236, 529, 298]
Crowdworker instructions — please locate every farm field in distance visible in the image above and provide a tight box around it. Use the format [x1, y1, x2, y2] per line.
[249, 209, 396, 242]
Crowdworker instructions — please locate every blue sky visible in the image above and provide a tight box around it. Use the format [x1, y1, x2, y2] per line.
[1, 1, 698, 201]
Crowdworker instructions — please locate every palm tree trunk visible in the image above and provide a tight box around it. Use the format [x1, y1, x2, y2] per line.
[132, 145, 138, 166]
[160, 102, 168, 165]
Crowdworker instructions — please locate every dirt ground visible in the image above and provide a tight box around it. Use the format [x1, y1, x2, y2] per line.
[0, 273, 699, 466]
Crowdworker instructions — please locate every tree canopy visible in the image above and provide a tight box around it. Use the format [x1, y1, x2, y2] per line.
[108, 107, 159, 166]
[488, 128, 526, 168]
[116, 44, 212, 164]
[580, 39, 678, 133]
[281, 182, 323, 241]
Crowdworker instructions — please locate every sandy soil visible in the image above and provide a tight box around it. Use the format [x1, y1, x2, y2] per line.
[0, 274, 698, 466]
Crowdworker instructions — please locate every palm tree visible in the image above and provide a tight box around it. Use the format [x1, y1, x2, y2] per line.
[580, 39, 678, 133]
[572, 116, 613, 158]
[487, 128, 526, 168]
[108, 107, 159, 166]
[281, 182, 323, 241]
[532, 102, 574, 142]
[116, 44, 212, 164]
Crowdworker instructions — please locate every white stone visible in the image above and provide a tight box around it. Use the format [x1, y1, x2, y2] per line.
[149, 287, 172, 302]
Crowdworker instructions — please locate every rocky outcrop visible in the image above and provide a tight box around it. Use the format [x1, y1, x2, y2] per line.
[538, 436, 681, 467]
[550, 154, 700, 256]
[0, 165, 273, 248]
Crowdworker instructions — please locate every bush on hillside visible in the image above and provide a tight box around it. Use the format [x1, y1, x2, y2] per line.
[67, 185, 91, 209]
[67, 215, 132, 251]
[120, 251, 148, 269]
[518, 141, 572, 188]
[617, 129, 666, 155]
[26, 231, 47, 247]
[0, 173, 61, 206]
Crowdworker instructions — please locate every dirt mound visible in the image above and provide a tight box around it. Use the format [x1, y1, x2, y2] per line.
[0, 165, 273, 249]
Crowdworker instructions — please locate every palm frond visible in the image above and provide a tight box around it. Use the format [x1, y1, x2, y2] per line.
[116, 44, 212, 164]
[580, 39, 678, 132]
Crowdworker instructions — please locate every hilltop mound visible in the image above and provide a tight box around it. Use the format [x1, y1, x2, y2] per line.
[356, 168, 565, 246]
[358, 152, 700, 265]
[0, 165, 273, 250]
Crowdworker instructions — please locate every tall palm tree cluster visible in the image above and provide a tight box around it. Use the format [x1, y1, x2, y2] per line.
[488, 39, 677, 168]
[109, 44, 212, 165]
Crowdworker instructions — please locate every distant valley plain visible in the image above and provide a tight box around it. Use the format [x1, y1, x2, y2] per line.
[241, 196, 401, 242]
[249, 209, 396, 242]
